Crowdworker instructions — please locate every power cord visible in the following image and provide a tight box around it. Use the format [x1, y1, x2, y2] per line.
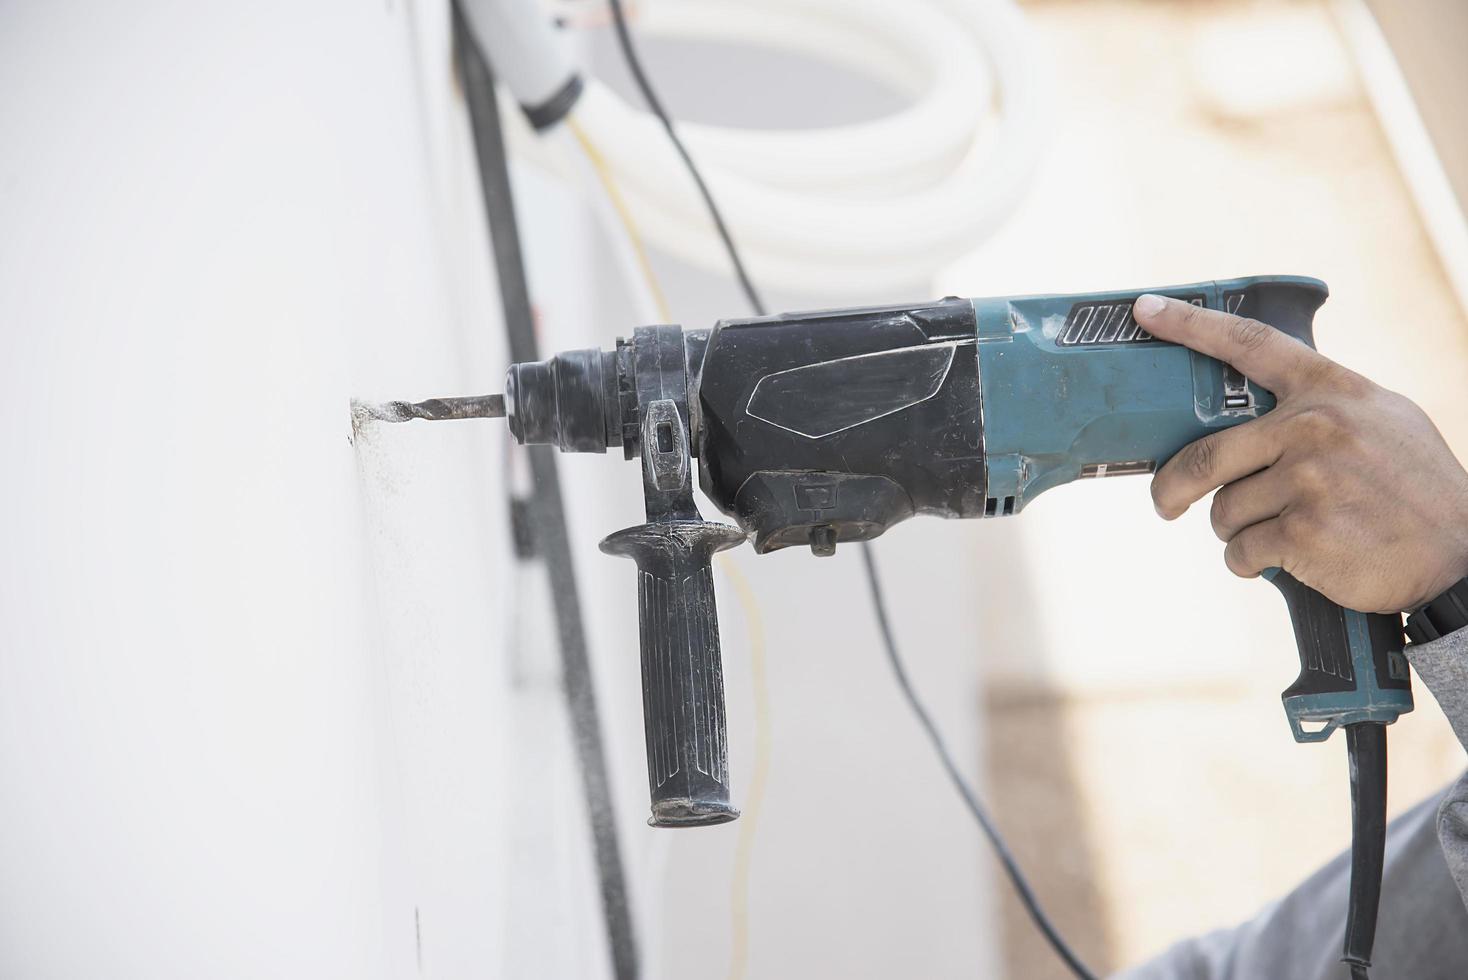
[1342, 722, 1387, 980]
[860, 547, 1098, 980]
[602, 5, 1098, 978]
[604, 0, 766, 316]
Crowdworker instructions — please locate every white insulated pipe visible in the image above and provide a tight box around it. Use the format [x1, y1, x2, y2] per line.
[506, 0, 1049, 294]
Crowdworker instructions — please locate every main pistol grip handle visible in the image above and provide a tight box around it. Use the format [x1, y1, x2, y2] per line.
[1235, 278, 1327, 351]
[1264, 568, 1413, 742]
[601, 520, 745, 827]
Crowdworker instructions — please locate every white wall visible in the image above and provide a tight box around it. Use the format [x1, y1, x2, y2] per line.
[0, 2, 532, 977]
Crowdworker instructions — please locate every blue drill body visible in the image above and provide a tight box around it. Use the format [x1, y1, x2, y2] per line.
[688, 275, 1414, 746]
[964, 277, 1413, 740]
[973, 279, 1289, 514]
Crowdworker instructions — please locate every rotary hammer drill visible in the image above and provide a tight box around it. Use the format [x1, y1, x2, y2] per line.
[393, 275, 1413, 975]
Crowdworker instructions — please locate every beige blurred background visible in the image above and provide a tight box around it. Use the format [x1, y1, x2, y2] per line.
[945, 1, 1468, 975]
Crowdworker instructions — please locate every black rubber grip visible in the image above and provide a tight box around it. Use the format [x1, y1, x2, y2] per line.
[1272, 571, 1358, 698]
[1269, 570, 1408, 701]
[601, 520, 745, 827]
[1226, 279, 1327, 351]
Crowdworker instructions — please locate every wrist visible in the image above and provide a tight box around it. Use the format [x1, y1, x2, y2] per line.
[1410, 494, 1468, 612]
[1406, 571, 1468, 644]
[1425, 493, 1468, 607]
[1415, 550, 1468, 613]
[1448, 547, 1468, 598]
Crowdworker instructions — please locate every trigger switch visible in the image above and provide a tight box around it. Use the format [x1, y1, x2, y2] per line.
[810, 525, 837, 557]
[1223, 364, 1252, 412]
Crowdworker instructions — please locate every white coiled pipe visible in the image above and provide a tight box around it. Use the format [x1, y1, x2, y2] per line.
[514, 0, 1049, 294]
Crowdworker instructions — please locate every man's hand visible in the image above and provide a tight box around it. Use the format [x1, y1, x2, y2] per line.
[1132, 293, 1468, 614]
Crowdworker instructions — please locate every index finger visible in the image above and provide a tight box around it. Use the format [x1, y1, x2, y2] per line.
[1132, 294, 1324, 397]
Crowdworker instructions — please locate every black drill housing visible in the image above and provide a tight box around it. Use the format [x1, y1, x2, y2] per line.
[503, 299, 986, 552]
[501, 305, 986, 827]
[696, 298, 984, 552]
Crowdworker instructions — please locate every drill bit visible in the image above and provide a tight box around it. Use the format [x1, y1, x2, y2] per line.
[353, 393, 506, 424]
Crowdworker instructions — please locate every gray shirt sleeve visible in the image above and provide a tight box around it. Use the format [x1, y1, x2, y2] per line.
[1408, 625, 1468, 904]
[1115, 625, 1468, 980]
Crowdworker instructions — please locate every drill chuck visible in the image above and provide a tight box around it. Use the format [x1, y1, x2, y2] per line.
[503, 347, 621, 453]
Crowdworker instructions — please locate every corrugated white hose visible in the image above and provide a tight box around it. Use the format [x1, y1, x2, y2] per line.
[546, 124, 669, 324]
[508, 0, 1047, 293]
[634, 0, 991, 192]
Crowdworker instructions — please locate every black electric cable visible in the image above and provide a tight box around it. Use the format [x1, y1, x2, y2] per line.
[603, 5, 1097, 978]
[1343, 722, 1388, 980]
[454, 7, 639, 980]
[604, 0, 767, 318]
[861, 547, 1100, 980]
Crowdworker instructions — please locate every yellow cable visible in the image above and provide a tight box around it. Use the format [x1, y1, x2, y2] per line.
[566, 114, 673, 322]
[569, 113, 771, 979]
[717, 555, 771, 980]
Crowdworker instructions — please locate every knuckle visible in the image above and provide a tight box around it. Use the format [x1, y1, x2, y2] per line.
[1178, 302, 1207, 329]
[1296, 354, 1338, 391]
[1226, 316, 1274, 355]
[1281, 511, 1317, 550]
[1295, 405, 1341, 439]
[1303, 359, 1338, 390]
[1330, 367, 1370, 396]
[1292, 458, 1328, 495]
[1181, 435, 1219, 483]
[1224, 538, 1253, 577]
[1383, 389, 1421, 423]
[1209, 490, 1234, 539]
